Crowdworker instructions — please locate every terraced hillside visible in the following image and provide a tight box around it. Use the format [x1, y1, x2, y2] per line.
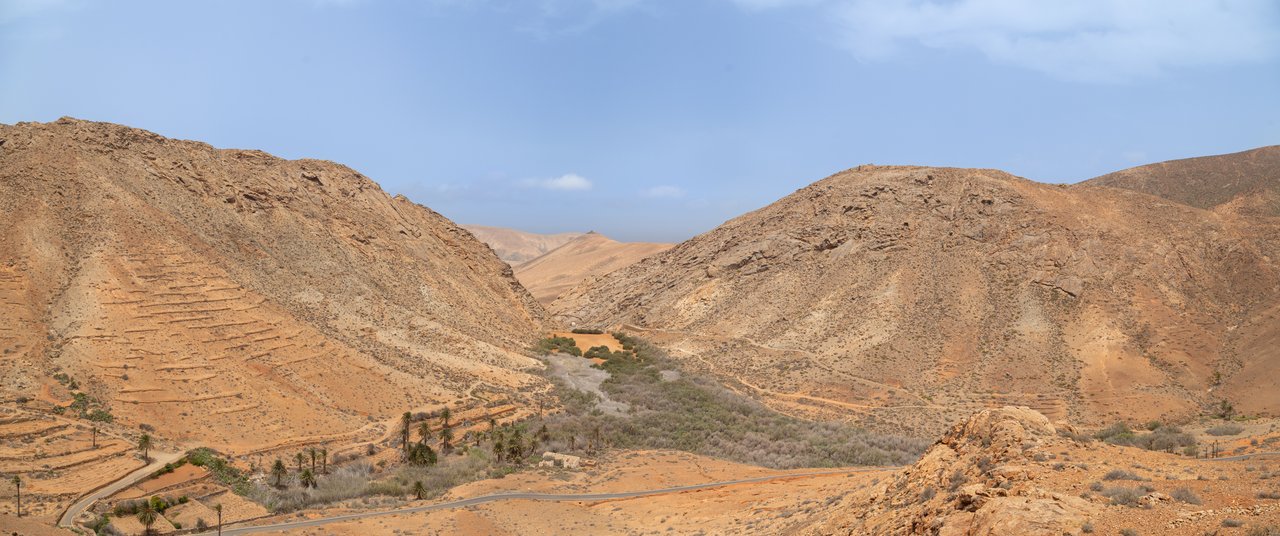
[0, 117, 551, 453]
[555, 164, 1280, 435]
[0, 408, 144, 520]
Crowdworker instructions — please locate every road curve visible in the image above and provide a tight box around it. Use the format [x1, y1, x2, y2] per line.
[195, 468, 888, 536]
[58, 450, 184, 528]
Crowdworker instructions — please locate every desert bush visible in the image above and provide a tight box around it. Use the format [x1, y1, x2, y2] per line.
[1089, 481, 1104, 492]
[1223, 518, 1245, 527]
[1258, 491, 1280, 500]
[1120, 529, 1138, 536]
[570, 328, 604, 335]
[947, 471, 968, 491]
[1245, 526, 1280, 536]
[1170, 487, 1202, 505]
[1081, 521, 1094, 533]
[1206, 424, 1245, 436]
[918, 486, 936, 502]
[1095, 422, 1196, 453]
[1101, 486, 1142, 506]
[1103, 469, 1143, 481]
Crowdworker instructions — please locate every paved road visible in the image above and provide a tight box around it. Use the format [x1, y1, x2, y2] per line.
[194, 468, 886, 535]
[58, 450, 184, 529]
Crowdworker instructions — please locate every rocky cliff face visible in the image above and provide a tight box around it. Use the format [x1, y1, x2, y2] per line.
[555, 164, 1280, 434]
[0, 118, 550, 450]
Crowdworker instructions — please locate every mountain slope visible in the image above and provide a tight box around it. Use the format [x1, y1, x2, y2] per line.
[554, 164, 1280, 434]
[514, 232, 672, 305]
[1084, 146, 1280, 217]
[0, 118, 550, 452]
[461, 225, 584, 265]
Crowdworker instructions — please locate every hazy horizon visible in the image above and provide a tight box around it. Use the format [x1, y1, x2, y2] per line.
[3, 0, 1277, 242]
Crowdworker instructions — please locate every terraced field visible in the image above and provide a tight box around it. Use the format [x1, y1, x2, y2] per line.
[0, 409, 144, 520]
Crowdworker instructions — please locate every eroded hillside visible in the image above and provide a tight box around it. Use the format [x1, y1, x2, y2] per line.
[0, 117, 551, 453]
[554, 165, 1280, 434]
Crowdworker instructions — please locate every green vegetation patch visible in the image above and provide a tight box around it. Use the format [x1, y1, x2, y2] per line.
[535, 336, 581, 356]
[188, 448, 253, 495]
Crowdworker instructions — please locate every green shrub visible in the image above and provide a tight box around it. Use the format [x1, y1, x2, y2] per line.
[535, 336, 581, 356]
[570, 328, 604, 335]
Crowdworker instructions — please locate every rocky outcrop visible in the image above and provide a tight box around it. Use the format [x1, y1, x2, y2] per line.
[804, 407, 1096, 535]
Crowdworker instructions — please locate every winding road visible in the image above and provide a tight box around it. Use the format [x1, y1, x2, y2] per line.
[58, 450, 184, 529]
[192, 468, 882, 536]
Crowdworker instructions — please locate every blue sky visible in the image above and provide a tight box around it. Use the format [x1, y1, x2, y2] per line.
[2, 0, 1278, 242]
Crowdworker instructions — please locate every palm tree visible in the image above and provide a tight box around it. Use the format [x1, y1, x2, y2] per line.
[439, 426, 454, 455]
[401, 412, 413, 457]
[295, 452, 304, 473]
[506, 437, 523, 464]
[91, 426, 98, 449]
[440, 407, 451, 428]
[307, 447, 318, 473]
[271, 458, 288, 488]
[412, 480, 426, 500]
[138, 501, 157, 536]
[137, 433, 152, 462]
[320, 447, 328, 474]
[214, 503, 223, 536]
[492, 438, 505, 462]
[299, 468, 317, 488]
[417, 422, 432, 445]
[10, 475, 20, 518]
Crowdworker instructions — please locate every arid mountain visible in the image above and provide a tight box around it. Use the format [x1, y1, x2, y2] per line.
[0, 118, 551, 454]
[554, 164, 1280, 434]
[514, 232, 672, 306]
[1085, 146, 1280, 217]
[461, 224, 584, 265]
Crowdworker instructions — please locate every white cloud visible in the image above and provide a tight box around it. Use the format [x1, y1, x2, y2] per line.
[521, 173, 594, 191]
[737, 0, 1280, 82]
[642, 185, 685, 198]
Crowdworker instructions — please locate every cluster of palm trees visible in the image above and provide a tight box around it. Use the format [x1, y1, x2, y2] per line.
[480, 421, 552, 465]
[269, 446, 328, 489]
[401, 407, 459, 467]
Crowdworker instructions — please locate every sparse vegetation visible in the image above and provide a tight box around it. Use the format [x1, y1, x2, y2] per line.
[541, 335, 928, 468]
[570, 328, 604, 334]
[1170, 487, 1202, 505]
[1102, 469, 1144, 481]
[1223, 518, 1245, 527]
[1206, 423, 1245, 436]
[1094, 422, 1195, 453]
